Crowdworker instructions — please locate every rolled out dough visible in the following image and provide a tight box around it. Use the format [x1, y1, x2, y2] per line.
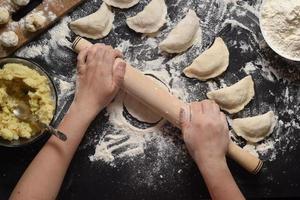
[123, 75, 169, 124]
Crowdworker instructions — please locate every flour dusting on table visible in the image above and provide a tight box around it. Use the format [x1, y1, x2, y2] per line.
[89, 0, 300, 172]
[13, 0, 300, 190]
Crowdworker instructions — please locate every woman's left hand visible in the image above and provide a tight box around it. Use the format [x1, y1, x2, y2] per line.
[73, 44, 126, 119]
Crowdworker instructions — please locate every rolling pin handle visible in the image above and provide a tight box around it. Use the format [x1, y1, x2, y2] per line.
[72, 36, 264, 175]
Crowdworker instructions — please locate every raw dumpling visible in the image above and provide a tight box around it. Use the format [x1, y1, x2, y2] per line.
[183, 37, 229, 81]
[0, 8, 10, 25]
[104, 0, 140, 9]
[159, 9, 200, 54]
[70, 3, 114, 39]
[232, 111, 277, 143]
[25, 12, 47, 32]
[126, 0, 167, 33]
[207, 76, 255, 114]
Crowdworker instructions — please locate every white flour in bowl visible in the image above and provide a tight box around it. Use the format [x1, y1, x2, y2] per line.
[260, 0, 300, 60]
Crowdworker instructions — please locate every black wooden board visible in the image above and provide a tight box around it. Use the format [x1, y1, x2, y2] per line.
[1, 0, 300, 199]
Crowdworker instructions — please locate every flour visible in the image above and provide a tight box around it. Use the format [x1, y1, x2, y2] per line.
[10, 0, 299, 190]
[16, 16, 72, 59]
[243, 62, 257, 74]
[90, 67, 182, 164]
[261, 0, 300, 60]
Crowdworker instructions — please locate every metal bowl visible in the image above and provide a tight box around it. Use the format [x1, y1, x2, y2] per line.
[259, 1, 300, 62]
[0, 57, 58, 148]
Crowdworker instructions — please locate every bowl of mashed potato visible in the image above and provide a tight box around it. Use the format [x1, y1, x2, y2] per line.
[0, 58, 57, 147]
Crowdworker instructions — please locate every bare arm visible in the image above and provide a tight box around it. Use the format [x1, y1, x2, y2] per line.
[180, 101, 245, 200]
[10, 44, 126, 200]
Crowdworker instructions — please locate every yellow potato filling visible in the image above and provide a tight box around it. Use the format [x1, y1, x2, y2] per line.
[0, 63, 55, 141]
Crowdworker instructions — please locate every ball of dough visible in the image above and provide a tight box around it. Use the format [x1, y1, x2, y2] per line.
[0, 7, 10, 25]
[12, 0, 30, 6]
[24, 12, 47, 32]
[0, 31, 19, 47]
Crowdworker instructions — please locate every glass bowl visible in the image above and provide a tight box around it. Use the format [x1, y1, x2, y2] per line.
[0, 57, 58, 147]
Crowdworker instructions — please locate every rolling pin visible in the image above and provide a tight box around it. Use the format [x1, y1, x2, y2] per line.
[72, 37, 263, 174]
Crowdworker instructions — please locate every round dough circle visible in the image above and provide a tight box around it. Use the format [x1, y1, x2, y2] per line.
[0, 8, 10, 25]
[0, 31, 19, 47]
[25, 12, 47, 32]
[12, 0, 30, 6]
[123, 76, 169, 124]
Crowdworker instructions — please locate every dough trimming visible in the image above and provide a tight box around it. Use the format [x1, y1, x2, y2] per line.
[25, 12, 47, 32]
[0, 7, 10, 25]
[0, 31, 19, 47]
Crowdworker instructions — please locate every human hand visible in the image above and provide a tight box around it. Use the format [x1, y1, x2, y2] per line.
[72, 44, 126, 120]
[179, 100, 229, 168]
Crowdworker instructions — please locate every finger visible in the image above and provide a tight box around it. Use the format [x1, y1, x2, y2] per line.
[201, 100, 213, 113]
[179, 105, 191, 130]
[114, 49, 123, 58]
[190, 102, 202, 124]
[77, 48, 88, 66]
[100, 47, 115, 80]
[112, 61, 126, 89]
[87, 44, 105, 65]
[220, 112, 229, 129]
[77, 48, 89, 75]
[104, 48, 123, 69]
[211, 100, 220, 114]
[86, 46, 98, 65]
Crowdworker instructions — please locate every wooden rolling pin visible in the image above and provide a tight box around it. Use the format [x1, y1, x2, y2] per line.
[72, 37, 263, 174]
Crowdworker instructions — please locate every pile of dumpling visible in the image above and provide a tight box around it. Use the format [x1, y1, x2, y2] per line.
[69, 0, 277, 144]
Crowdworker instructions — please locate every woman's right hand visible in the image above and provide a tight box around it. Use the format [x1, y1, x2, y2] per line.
[179, 100, 229, 167]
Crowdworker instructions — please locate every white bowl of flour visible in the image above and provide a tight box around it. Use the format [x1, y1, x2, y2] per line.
[260, 0, 300, 62]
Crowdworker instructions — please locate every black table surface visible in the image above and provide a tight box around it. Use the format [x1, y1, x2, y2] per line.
[1, 0, 300, 199]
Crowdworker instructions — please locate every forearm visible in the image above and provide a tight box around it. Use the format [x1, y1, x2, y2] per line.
[197, 158, 245, 200]
[10, 103, 98, 200]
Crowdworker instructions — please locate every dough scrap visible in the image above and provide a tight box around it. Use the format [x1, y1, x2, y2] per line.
[104, 0, 140, 9]
[123, 76, 168, 123]
[207, 76, 255, 114]
[232, 111, 277, 143]
[159, 9, 200, 53]
[126, 0, 167, 33]
[183, 37, 229, 81]
[70, 3, 114, 39]
[12, 0, 30, 6]
[0, 31, 19, 47]
[24, 12, 47, 32]
[0, 7, 10, 25]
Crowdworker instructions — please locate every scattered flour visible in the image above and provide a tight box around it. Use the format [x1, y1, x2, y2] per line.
[243, 62, 257, 74]
[11, 0, 299, 188]
[16, 16, 72, 59]
[90, 0, 300, 168]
